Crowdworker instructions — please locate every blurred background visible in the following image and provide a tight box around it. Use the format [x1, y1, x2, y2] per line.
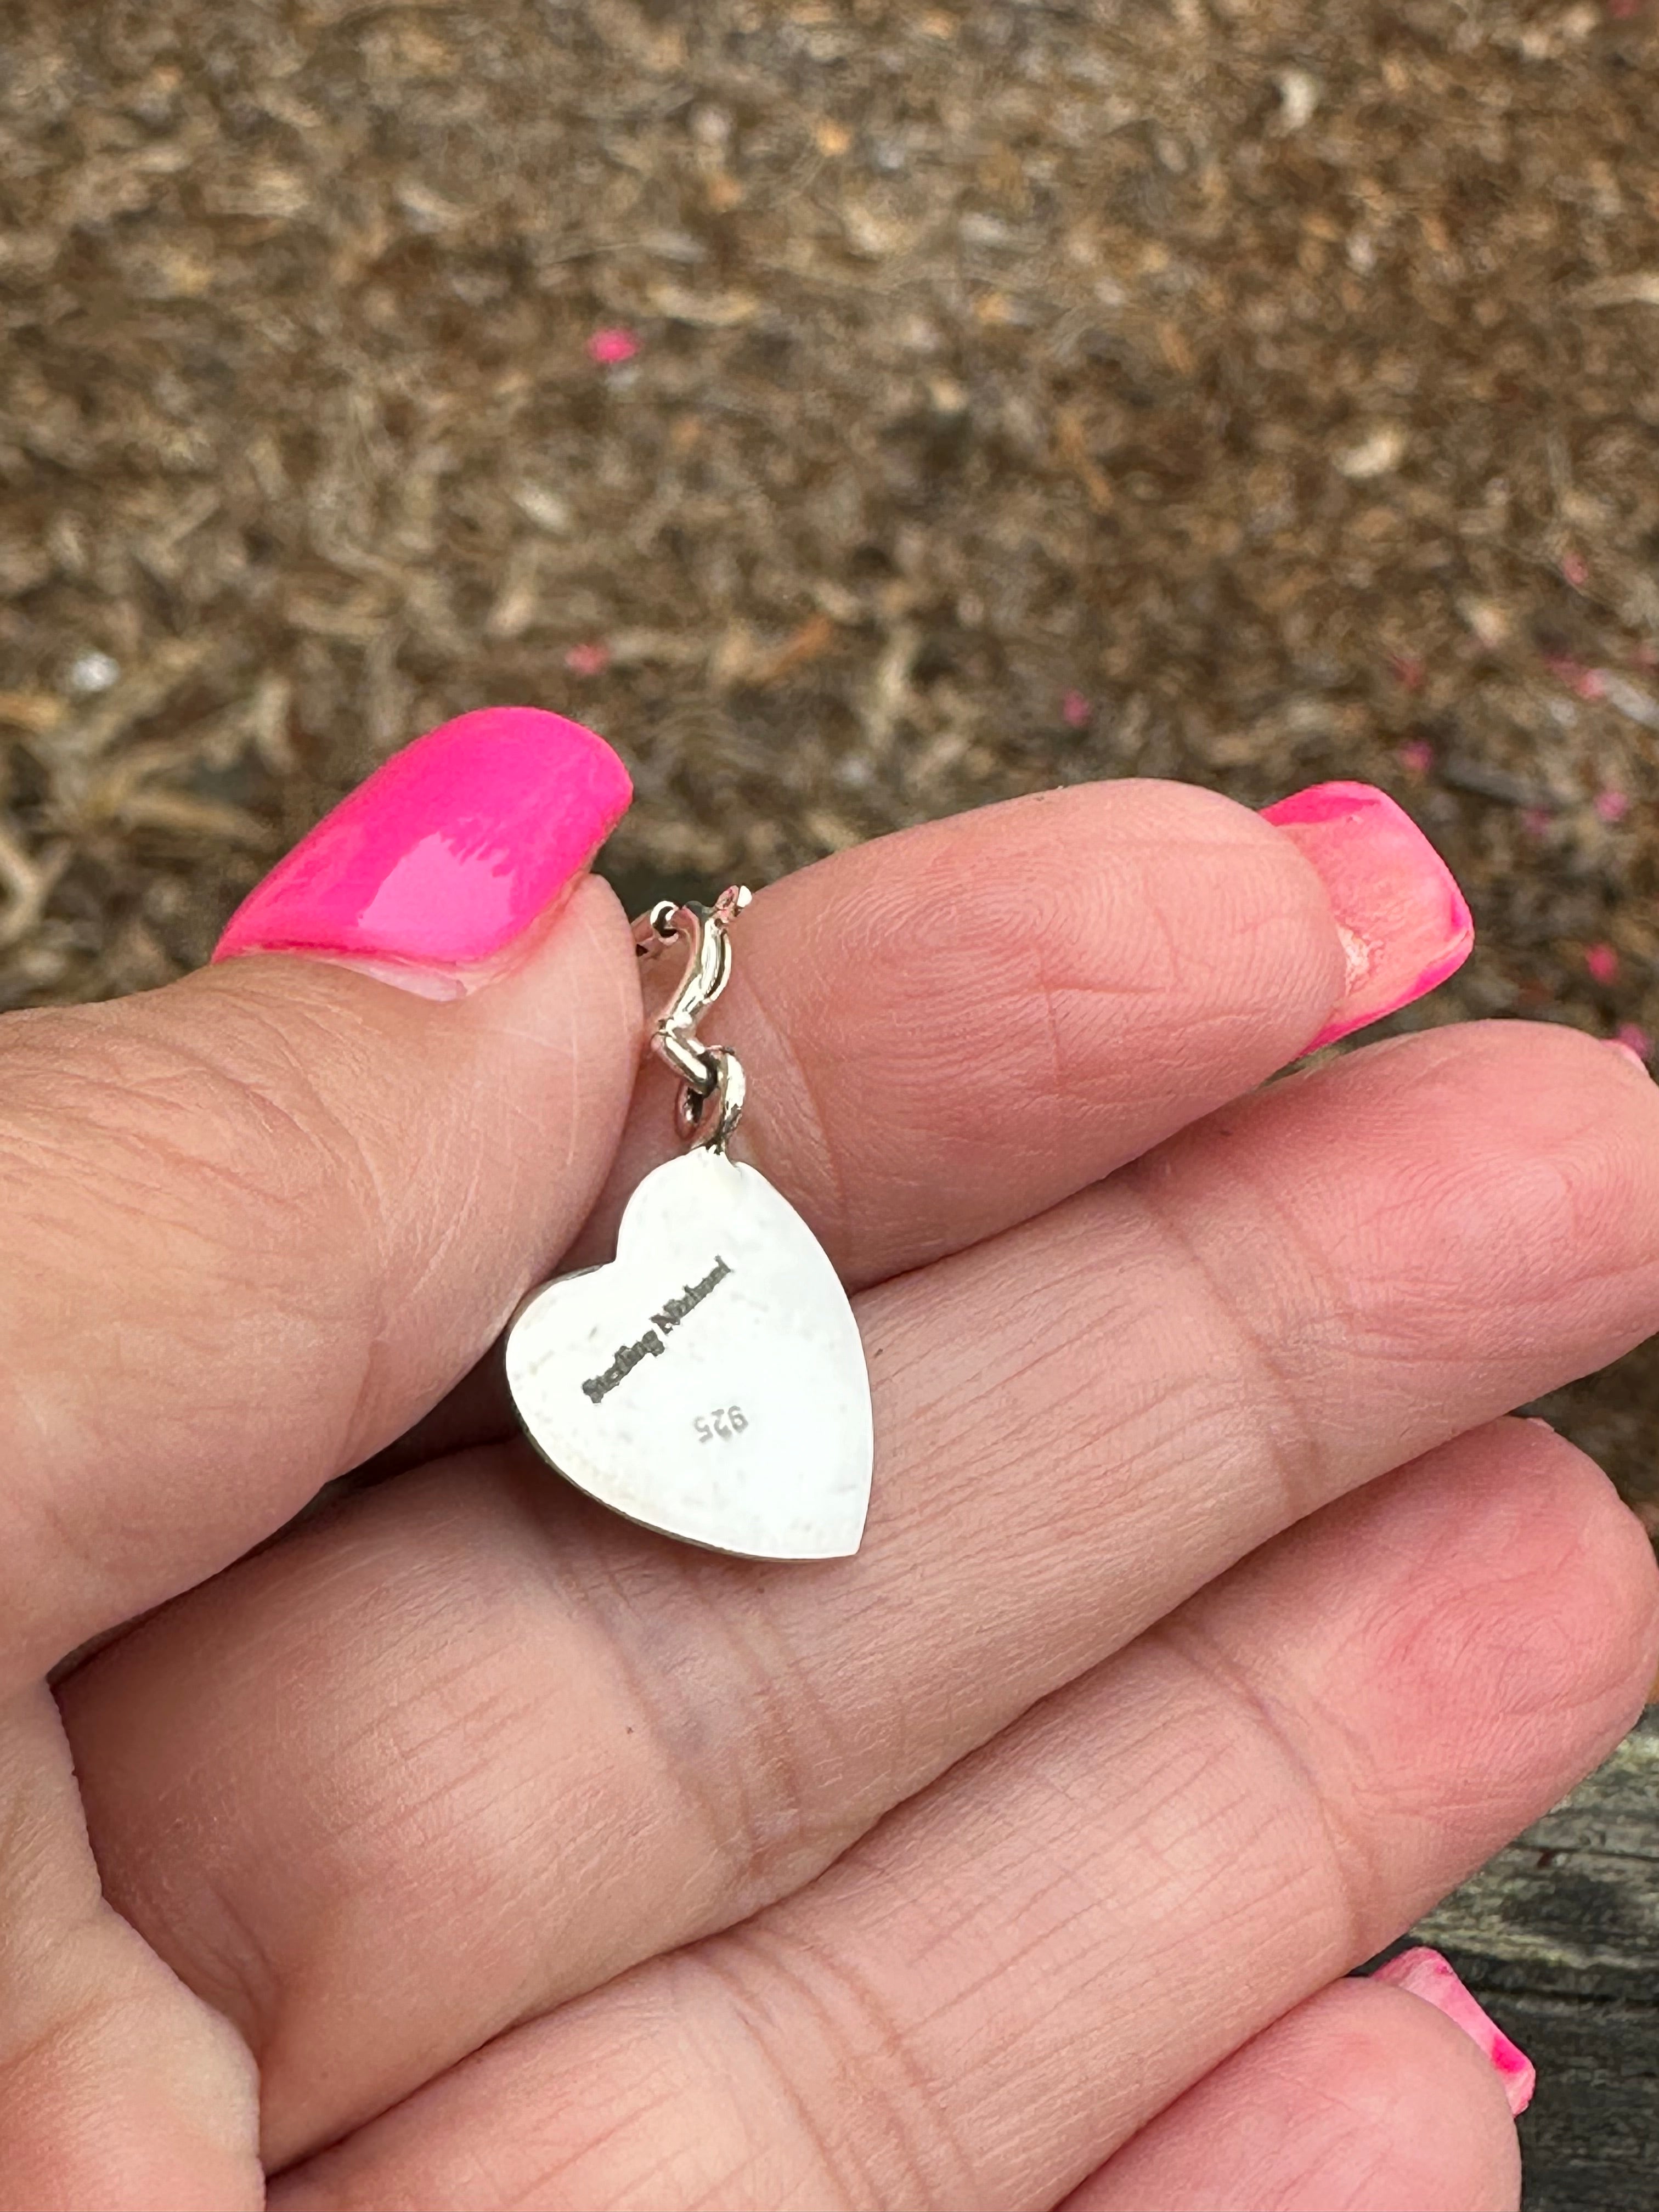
[2, 0, 1657, 1531]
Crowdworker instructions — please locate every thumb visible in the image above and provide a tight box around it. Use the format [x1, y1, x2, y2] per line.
[0, 707, 637, 1688]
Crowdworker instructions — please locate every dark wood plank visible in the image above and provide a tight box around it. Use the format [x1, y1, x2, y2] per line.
[1413, 1708, 1658, 2212]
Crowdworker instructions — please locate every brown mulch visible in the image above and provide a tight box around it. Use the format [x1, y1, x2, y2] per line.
[2, 0, 1658, 1522]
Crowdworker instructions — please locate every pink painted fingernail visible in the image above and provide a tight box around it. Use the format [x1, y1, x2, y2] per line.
[213, 707, 631, 994]
[1262, 782, 1473, 1051]
[1603, 1036, 1652, 1076]
[1374, 1948, 1535, 2115]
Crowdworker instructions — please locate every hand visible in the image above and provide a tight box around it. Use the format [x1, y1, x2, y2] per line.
[7, 711, 1656, 2211]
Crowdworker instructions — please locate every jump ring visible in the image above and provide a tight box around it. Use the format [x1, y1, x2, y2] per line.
[676, 1046, 746, 1152]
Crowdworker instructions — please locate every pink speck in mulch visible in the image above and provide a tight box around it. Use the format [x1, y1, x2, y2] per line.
[1397, 738, 1434, 775]
[586, 326, 639, 366]
[1061, 690, 1092, 727]
[1595, 788, 1630, 823]
[1561, 551, 1590, 589]
[1586, 941, 1620, 985]
[1607, 0, 1640, 20]
[1543, 653, 1606, 699]
[1521, 807, 1553, 840]
[1390, 653, 1426, 692]
[563, 640, 612, 676]
[1618, 1022, 1652, 1061]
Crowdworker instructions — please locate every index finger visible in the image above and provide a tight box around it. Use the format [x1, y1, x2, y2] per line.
[390, 777, 1466, 1476]
[576, 776, 1468, 1284]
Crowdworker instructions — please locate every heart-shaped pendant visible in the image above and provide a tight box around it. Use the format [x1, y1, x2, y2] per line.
[506, 1146, 872, 1558]
[505, 887, 874, 1560]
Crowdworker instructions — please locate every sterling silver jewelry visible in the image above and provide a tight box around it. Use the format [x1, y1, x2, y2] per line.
[505, 889, 873, 1559]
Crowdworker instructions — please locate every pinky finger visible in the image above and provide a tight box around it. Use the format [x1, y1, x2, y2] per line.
[1066, 1968, 1524, 2212]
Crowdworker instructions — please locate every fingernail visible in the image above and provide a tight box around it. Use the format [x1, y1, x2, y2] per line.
[1602, 1036, 1652, 1077]
[1261, 782, 1473, 1051]
[213, 707, 631, 994]
[1374, 1948, 1536, 2115]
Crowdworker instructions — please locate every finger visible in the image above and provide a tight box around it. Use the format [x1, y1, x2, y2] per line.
[0, 708, 637, 1684]
[596, 777, 1472, 1280]
[0, 1686, 259, 2211]
[382, 776, 1464, 1471]
[1066, 1974, 1521, 2212]
[61, 1020, 1659, 2161]
[269, 1421, 1655, 2212]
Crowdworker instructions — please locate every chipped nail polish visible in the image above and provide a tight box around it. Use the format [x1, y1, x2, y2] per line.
[1262, 782, 1474, 1051]
[1374, 1947, 1536, 2115]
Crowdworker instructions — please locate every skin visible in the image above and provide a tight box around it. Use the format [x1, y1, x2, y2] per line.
[1, 781, 1655, 2209]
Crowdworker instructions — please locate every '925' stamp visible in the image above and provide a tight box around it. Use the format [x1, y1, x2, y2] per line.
[694, 1406, 748, 1443]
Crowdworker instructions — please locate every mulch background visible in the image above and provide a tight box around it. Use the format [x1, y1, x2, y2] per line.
[3, 0, 1658, 1528]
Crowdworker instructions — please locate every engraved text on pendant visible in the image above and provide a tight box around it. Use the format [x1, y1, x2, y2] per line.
[505, 1148, 873, 1559]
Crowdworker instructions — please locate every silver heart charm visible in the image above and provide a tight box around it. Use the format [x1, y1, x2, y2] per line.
[506, 1146, 872, 1558]
[505, 887, 874, 1560]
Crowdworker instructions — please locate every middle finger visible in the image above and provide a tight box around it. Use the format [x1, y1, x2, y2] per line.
[63, 1020, 1659, 2163]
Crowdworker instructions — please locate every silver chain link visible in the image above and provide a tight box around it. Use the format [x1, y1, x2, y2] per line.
[633, 887, 752, 1153]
